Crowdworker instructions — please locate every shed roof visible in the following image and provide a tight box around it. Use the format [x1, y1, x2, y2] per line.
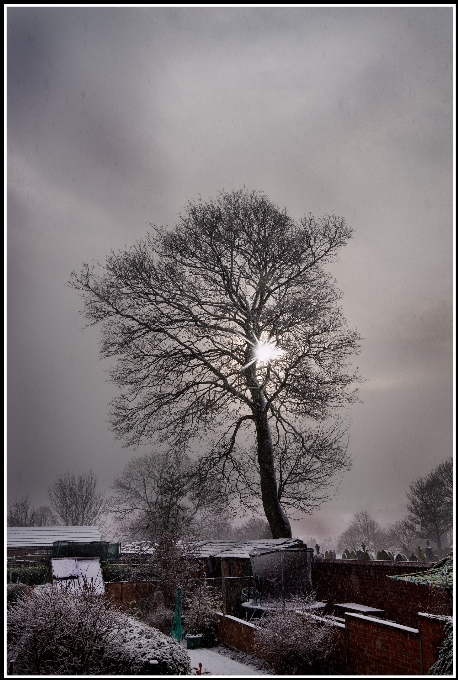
[7, 526, 101, 548]
[189, 538, 305, 558]
[120, 537, 305, 558]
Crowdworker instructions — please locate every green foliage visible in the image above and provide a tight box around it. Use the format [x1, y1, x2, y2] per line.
[7, 583, 29, 605]
[395, 553, 407, 562]
[7, 564, 50, 586]
[101, 563, 136, 582]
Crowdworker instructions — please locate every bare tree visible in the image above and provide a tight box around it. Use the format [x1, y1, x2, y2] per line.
[7, 497, 34, 527]
[337, 510, 388, 554]
[406, 458, 453, 553]
[7, 497, 58, 526]
[48, 471, 105, 526]
[110, 450, 232, 540]
[70, 190, 361, 538]
[386, 518, 419, 555]
[231, 516, 272, 540]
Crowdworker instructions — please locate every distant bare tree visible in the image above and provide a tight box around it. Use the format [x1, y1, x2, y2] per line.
[7, 497, 58, 526]
[110, 450, 232, 541]
[406, 458, 453, 553]
[48, 471, 105, 525]
[70, 189, 361, 538]
[386, 518, 419, 555]
[337, 510, 388, 554]
[7, 497, 33, 527]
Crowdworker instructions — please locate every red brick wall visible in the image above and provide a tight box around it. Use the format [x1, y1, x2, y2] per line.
[312, 560, 451, 627]
[216, 611, 450, 675]
[216, 613, 257, 655]
[418, 613, 452, 673]
[346, 613, 422, 675]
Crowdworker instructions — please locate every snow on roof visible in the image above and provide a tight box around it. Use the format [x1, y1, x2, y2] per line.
[190, 538, 306, 558]
[7, 526, 101, 548]
[120, 537, 306, 558]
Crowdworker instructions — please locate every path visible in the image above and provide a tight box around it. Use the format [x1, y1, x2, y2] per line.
[183, 643, 270, 676]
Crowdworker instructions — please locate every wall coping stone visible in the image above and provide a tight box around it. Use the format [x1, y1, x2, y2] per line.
[346, 612, 419, 634]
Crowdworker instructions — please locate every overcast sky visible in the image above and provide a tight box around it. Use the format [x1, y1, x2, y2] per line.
[6, 6, 454, 541]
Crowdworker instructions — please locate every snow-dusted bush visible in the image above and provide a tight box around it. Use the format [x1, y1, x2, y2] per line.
[107, 615, 191, 675]
[141, 603, 175, 635]
[253, 601, 338, 675]
[7, 583, 191, 675]
[7, 583, 123, 674]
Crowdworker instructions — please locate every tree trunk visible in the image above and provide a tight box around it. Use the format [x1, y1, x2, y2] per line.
[253, 398, 292, 539]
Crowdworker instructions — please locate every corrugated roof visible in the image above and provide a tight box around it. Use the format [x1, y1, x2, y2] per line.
[7, 526, 101, 548]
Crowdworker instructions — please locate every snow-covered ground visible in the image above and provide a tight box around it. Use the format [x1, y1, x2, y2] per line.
[182, 643, 271, 676]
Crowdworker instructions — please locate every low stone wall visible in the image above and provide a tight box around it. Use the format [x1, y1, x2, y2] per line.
[346, 612, 422, 674]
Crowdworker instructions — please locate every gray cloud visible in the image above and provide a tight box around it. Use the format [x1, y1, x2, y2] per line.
[7, 7, 453, 541]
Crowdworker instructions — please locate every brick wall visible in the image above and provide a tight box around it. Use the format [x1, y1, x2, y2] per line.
[216, 611, 450, 675]
[312, 560, 451, 627]
[418, 613, 452, 673]
[346, 613, 422, 674]
[216, 613, 258, 655]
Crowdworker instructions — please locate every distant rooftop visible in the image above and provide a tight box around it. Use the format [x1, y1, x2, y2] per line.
[121, 537, 305, 558]
[7, 526, 101, 548]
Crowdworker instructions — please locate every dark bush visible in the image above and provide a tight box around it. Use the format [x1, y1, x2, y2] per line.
[254, 602, 338, 675]
[7, 564, 50, 586]
[101, 563, 136, 582]
[7, 584, 29, 605]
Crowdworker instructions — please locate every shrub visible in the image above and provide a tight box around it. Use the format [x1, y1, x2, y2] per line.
[107, 616, 191, 675]
[141, 604, 175, 635]
[184, 580, 222, 647]
[6, 583, 29, 605]
[7, 583, 191, 675]
[253, 600, 338, 675]
[7, 584, 123, 674]
[7, 564, 50, 586]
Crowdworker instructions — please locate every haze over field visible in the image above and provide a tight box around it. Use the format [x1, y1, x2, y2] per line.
[7, 6, 453, 540]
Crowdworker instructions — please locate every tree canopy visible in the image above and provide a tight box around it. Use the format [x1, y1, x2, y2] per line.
[406, 457, 453, 552]
[48, 471, 105, 526]
[110, 450, 232, 540]
[70, 189, 361, 537]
